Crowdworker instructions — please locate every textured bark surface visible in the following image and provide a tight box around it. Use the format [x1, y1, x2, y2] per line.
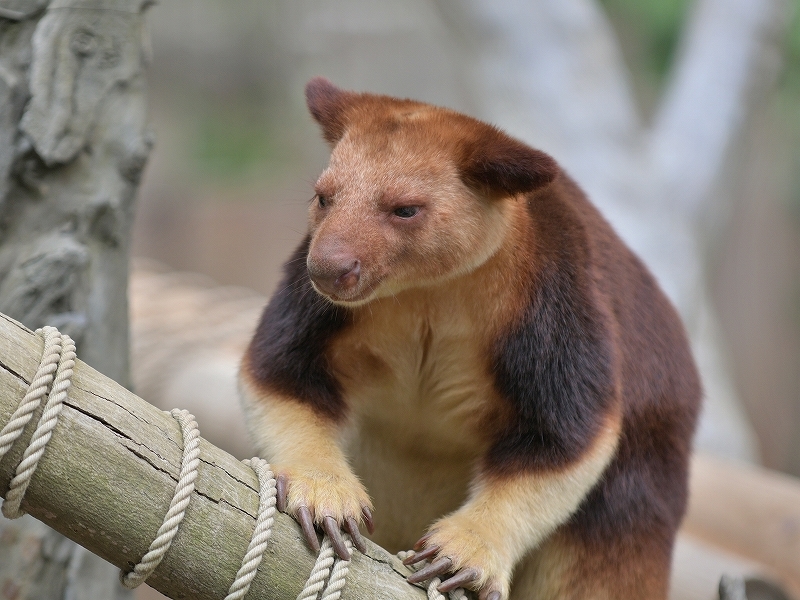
[0, 313, 428, 600]
[0, 0, 153, 597]
[0, 0, 153, 384]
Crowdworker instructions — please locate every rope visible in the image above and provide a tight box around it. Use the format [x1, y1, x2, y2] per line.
[224, 460, 355, 600]
[296, 535, 354, 600]
[1, 326, 75, 519]
[319, 536, 353, 600]
[0, 327, 60, 459]
[121, 408, 201, 588]
[224, 457, 277, 600]
[296, 536, 336, 600]
[0, 325, 360, 599]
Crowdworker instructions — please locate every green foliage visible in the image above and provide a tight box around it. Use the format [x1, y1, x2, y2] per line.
[597, 0, 691, 115]
[601, 0, 800, 219]
[189, 103, 279, 182]
[599, 0, 691, 81]
[779, 2, 800, 92]
[601, 0, 800, 95]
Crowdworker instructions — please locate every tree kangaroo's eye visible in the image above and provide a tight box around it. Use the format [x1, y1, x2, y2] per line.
[393, 206, 420, 219]
[317, 195, 327, 208]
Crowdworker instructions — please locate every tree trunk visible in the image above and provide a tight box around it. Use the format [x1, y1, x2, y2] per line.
[0, 313, 427, 600]
[0, 0, 153, 597]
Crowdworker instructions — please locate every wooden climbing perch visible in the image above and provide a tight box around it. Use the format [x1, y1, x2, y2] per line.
[0, 312, 426, 600]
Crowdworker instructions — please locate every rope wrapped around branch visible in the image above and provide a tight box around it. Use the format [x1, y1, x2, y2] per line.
[0, 326, 75, 519]
[0, 325, 370, 599]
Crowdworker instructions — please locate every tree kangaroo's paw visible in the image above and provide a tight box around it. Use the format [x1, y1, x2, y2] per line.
[404, 516, 511, 600]
[274, 465, 373, 559]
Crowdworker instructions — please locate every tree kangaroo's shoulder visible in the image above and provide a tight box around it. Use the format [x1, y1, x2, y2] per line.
[242, 236, 351, 420]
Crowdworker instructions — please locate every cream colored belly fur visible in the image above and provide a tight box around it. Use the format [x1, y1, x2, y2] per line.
[332, 292, 502, 551]
[347, 425, 474, 552]
[241, 287, 622, 598]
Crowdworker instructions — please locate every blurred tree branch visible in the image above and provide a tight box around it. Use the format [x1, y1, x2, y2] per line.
[434, 0, 792, 461]
[651, 0, 789, 216]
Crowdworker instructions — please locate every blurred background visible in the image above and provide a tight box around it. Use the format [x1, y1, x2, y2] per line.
[131, 0, 800, 476]
[0, 2, 797, 599]
[124, 1, 800, 598]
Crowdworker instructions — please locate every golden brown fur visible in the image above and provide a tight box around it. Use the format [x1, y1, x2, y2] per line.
[240, 78, 701, 599]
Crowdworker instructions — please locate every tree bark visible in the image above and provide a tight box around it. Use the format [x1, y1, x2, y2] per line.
[0, 313, 427, 600]
[0, 0, 153, 597]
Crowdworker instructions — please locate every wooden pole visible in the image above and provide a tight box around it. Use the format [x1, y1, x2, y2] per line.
[684, 454, 800, 596]
[0, 312, 426, 600]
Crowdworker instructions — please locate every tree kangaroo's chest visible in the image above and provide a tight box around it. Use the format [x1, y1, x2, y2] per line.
[329, 305, 501, 457]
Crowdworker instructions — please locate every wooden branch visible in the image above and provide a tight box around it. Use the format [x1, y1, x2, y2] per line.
[683, 454, 800, 596]
[649, 0, 791, 214]
[0, 312, 426, 600]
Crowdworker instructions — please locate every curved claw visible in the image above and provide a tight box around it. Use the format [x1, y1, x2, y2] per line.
[323, 516, 351, 560]
[413, 531, 433, 551]
[438, 568, 479, 592]
[407, 556, 453, 583]
[276, 474, 288, 513]
[485, 592, 501, 600]
[345, 516, 367, 553]
[297, 506, 319, 553]
[361, 506, 375, 534]
[403, 544, 439, 565]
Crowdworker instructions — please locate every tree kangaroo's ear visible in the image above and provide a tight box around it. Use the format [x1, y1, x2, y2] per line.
[305, 77, 355, 146]
[457, 125, 559, 196]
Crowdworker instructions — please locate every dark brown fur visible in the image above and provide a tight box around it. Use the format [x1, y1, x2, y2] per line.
[240, 78, 701, 600]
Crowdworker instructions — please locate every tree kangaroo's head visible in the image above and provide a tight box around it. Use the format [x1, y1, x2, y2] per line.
[303, 77, 559, 306]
